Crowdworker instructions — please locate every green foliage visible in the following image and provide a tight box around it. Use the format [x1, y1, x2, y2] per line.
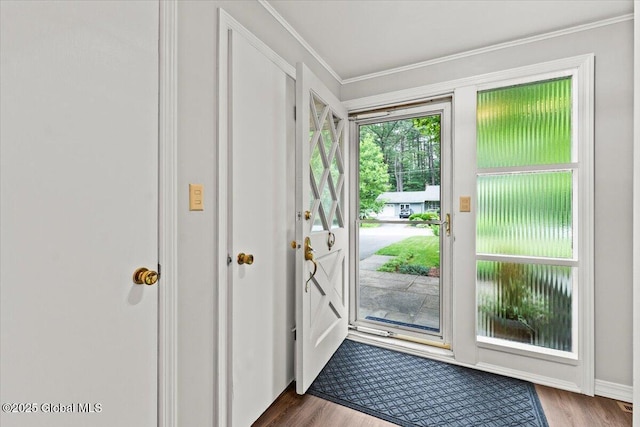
[479, 263, 549, 333]
[377, 252, 413, 273]
[408, 212, 440, 236]
[398, 265, 432, 276]
[360, 115, 441, 193]
[376, 236, 440, 273]
[359, 135, 390, 218]
[359, 222, 381, 228]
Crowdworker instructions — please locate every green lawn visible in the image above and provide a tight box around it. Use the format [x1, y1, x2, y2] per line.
[359, 222, 381, 228]
[375, 236, 440, 274]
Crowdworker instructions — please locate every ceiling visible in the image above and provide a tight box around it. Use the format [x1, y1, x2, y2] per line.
[266, 0, 633, 81]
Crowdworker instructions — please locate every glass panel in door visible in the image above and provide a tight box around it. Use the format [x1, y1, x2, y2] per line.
[355, 104, 450, 340]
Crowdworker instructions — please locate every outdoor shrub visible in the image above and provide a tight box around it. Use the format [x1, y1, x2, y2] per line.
[408, 212, 440, 236]
[408, 212, 438, 222]
[398, 265, 431, 276]
[378, 252, 413, 273]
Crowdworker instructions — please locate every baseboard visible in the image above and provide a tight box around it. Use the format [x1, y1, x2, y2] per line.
[348, 333, 635, 402]
[594, 379, 633, 403]
[474, 362, 582, 394]
[348, 333, 583, 393]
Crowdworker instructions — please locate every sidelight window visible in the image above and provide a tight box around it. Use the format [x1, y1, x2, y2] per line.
[476, 77, 577, 353]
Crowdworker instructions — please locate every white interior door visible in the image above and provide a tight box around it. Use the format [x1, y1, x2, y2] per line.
[0, 2, 159, 426]
[227, 31, 296, 427]
[295, 63, 349, 394]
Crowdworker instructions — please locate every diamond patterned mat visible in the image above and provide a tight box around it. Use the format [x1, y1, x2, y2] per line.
[307, 340, 549, 427]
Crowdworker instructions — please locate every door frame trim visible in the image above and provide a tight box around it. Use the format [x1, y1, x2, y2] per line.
[634, 2, 640, 423]
[344, 54, 595, 395]
[216, 9, 296, 426]
[158, 1, 179, 426]
[348, 101, 453, 345]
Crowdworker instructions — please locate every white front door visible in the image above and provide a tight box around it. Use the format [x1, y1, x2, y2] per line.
[226, 29, 296, 427]
[295, 63, 349, 394]
[0, 2, 159, 426]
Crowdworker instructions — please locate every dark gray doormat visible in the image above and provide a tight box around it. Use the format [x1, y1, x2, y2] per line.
[307, 340, 548, 427]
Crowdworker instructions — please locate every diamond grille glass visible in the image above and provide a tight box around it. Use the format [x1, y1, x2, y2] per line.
[309, 92, 344, 230]
[476, 77, 575, 352]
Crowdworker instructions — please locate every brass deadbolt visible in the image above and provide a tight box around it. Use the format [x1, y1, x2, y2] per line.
[133, 267, 159, 286]
[237, 253, 254, 265]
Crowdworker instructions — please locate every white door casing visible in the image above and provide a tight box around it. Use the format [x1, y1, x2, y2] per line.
[351, 101, 453, 346]
[295, 63, 349, 394]
[0, 1, 160, 427]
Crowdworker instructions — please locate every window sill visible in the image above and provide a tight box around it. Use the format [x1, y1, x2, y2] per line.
[477, 336, 579, 366]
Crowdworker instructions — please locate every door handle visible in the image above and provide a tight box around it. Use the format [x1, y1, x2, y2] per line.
[133, 267, 159, 286]
[443, 213, 451, 236]
[237, 253, 254, 265]
[304, 237, 317, 292]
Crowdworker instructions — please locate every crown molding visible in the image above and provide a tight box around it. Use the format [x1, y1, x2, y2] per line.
[343, 13, 632, 84]
[259, 1, 632, 86]
[258, 0, 342, 83]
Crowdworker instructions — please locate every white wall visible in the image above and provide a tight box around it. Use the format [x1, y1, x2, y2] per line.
[176, 2, 340, 425]
[175, 4, 633, 424]
[343, 21, 634, 389]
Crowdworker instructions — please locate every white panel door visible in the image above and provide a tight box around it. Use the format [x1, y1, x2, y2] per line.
[228, 31, 295, 427]
[295, 63, 349, 394]
[0, 2, 158, 426]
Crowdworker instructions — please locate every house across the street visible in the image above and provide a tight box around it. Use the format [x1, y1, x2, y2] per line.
[376, 185, 440, 218]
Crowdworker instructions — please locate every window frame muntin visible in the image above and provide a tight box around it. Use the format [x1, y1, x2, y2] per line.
[475, 69, 582, 358]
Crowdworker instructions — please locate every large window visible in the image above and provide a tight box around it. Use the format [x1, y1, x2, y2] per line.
[476, 77, 577, 353]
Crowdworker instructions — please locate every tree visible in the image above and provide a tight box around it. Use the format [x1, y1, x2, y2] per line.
[413, 116, 441, 187]
[360, 115, 441, 193]
[359, 135, 390, 218]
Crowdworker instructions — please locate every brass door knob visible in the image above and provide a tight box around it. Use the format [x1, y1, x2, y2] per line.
[133, 267, 159, 285]
[237, 253, 254, 265]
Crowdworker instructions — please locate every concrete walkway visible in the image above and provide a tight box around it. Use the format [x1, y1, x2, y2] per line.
[358, 255, 440, 331]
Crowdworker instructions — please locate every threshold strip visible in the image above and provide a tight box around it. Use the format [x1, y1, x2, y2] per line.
[350, 324, 451, 350]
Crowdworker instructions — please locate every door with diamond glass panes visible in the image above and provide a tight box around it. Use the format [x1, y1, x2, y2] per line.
[295, 63, 349, 394]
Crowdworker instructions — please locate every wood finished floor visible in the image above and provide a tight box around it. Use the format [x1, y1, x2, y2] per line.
[254, 383, 632, 427]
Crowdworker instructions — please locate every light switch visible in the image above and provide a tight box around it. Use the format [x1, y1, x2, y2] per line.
[189, 184, 204, 211]
[459, 196, 471, 212]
